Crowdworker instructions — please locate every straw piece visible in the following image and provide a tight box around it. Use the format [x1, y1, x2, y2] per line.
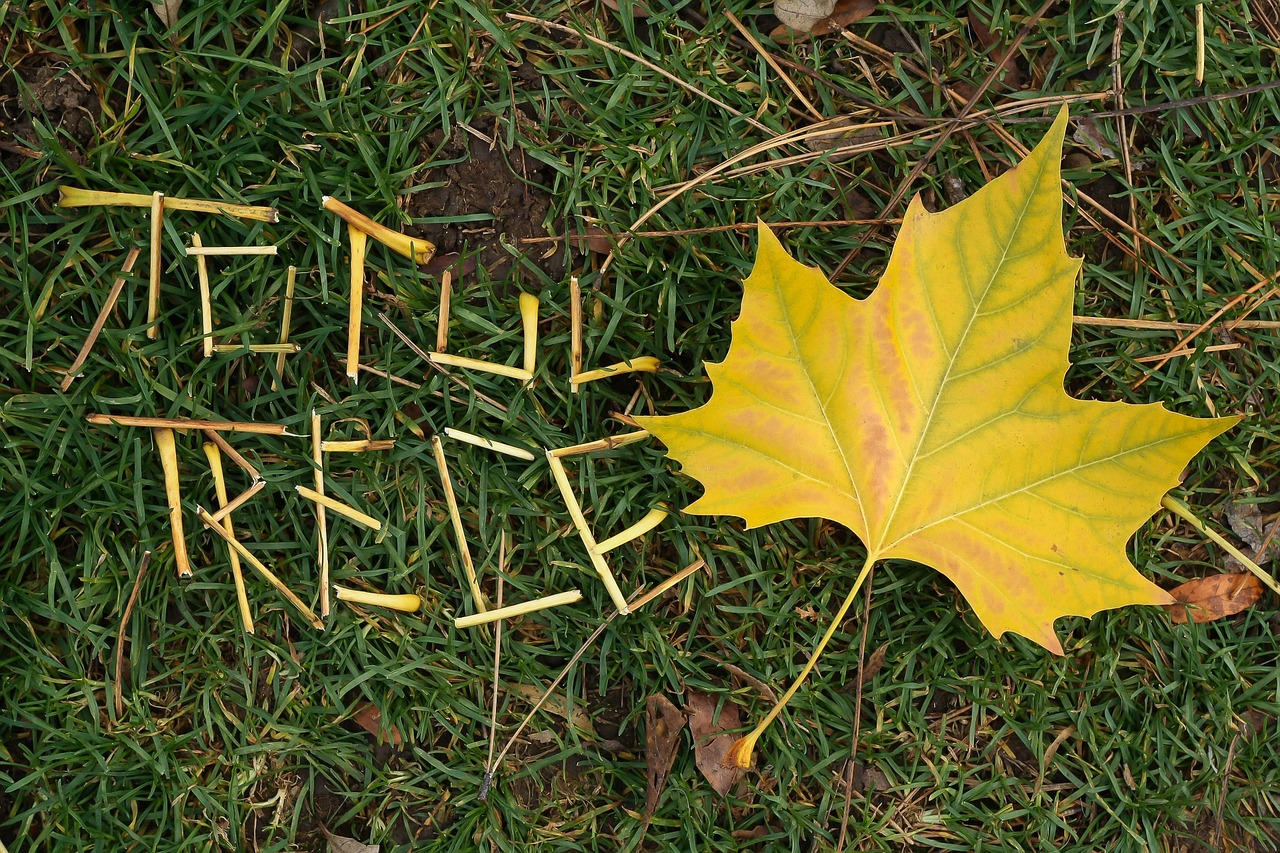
[211, 343, 301, 354]
[346, 226, 368, 385]
[295, 485, 382, 531]
[454, 590, 583, 629]
[545, 452, 630, 614]
[437, 270, 452, 352]
[311, 410, 330, 620]
[202, 442, 255, 634]
[571, 356, 660, 387]
[61, 247, 141, 391]
[432, 435, 488, 612]
[550, 430, 650, 458]
[196, 507, 324, 629]
[87, 414, 286, 435]
[570, 276, 583, 391]
[1195, 4, 1206, 86]
[630, 558, 706, 612]
[205, 478, 266, 524]
[593, 507, 669, 555]
[321, 196, 435, 264]
[443, 427, 536, 461]
[58, 185, 278, 222]
[321, 439, 396, 453]
[146, 192, 164, 340]
[191, 233, 214, 357]
[520, 292, 538, 374]
[334, 585, 422, 612]
[201, 429, 259, 480]
[427, 352, 533, 382]
[273, 266, 297, 388]
[154, 428, 192, 579]
[184, 245, 278, 257]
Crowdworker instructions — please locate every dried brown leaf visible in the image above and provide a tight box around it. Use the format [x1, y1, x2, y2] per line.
[151, 0, 182, 27]
[512, 684, 599, 738]
[684, 689, 744, 796]
[1164, 573, 1265, 624]
[323, 828, 379, 853]
[350, 702, 403, 747]
[643, 695, 686, 821]
[771, 0, 878, 41]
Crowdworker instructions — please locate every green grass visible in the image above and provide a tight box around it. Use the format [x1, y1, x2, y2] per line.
[2, 0, 1279, 850]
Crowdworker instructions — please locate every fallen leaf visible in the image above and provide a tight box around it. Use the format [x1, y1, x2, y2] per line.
[600, 0, 651, 20]
[643, 695, 686, 821]
[1165, 573, 1265, 624]
[512, 684, 598, 738]
[685, 689, 744, 795]
[322, 828, 379, 853]
[967, 5, 1023, 89]
[1225, 501, 1279, 571]
[151, 0, 182, 27]
[771, 0, 878, 40]
[350, 702, 403, 747]
[639, 107, 1236, 657]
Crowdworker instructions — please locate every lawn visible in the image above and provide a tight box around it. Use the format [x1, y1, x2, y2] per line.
[2, 0, 1279, 850]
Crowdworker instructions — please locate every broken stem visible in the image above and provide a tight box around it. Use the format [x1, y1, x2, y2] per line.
[728, 552, 877, 769]
[273, 265, 298, 388]
[1161, 495, 1280, 596]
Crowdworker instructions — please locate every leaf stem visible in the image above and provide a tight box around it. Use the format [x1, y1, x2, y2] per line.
[1161, 495, 1280, 597]
[728, 551, 878, 768]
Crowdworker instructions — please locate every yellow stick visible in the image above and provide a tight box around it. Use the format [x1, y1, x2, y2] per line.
[61, 247, 141, 391]
[571, 356, 661, 388]
[204, 478, 266, 524]
[154, 428, 192, 579]
[437, 270, 452, 352]
[346, 226, 367, 385]
[321, 196, 435, 264]
[312, 410, 330, 620]
[211, 343, 301, 354]
[146, 192, 164, 340]
[520, 292, 538, 374]
[545, 452, 629, 614]
[202, 429, 259, 480]
[630, 558, 706, 612]
[570, 276, 582, 392]
[334, 585, 422, 612]
[58, 186, 278, 222]
[432, 435, 487, 612]
[184, 245, 278, 257]
[196, 507, 324, 629]
[427, 352, 533, 382]
[593, 507, 669, 555]
[295, 485, 382, 531]
[273, 266, 297, 388]
[192, 233, 214, 358]
[455, 590, 583, 629]
[202, 442, 255, 634]
[443, 427, 536, 461]
[1194, 4, 1205, 86]
[550, 430, 650, 458]
[87, 414, 286, 435]
[320, 439, 396, 453]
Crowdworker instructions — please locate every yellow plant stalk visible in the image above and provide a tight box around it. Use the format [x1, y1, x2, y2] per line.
[295, 485, 382, 531]
[550, 430, 650, 458]
[520, 292, 539, 374]
[437, 270, 452, 352]
[432, 435, 487, 612]
[202, 442, 254, 634]
[204, 478, 266, 523]
[211, 343, 301, 354]
[592, 506, 669, 555]
[569, 275, 583, 390]
[320, 439, 396, 453]
[58, 185, 278, 222]
[87, 414, 287, 435]
[334, 585, 422, 612]
[427, 352, 533, 382]
[273, 266, 298, 388]
[192, 233, 214, 357]
[321, 196, 435, 264]
[443, 427, 535, 461]
[60, 247, 142, 391]
[454, 590, 582, 629]
[146, 192, 163, 340]
[155, 428, 192, 579]
[184, 245, 278, 256]
[545, 452, 630, 614]
[196, 508, 323, 629]
[570, 356, 660, 388]
[346, 226, 368, 385]
[311, 410, 330, 620]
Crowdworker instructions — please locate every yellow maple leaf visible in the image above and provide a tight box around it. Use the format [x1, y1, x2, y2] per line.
[636, 107, 1238, 764]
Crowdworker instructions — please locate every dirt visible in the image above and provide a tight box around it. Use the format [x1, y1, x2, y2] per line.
[407, 127, 564, 283]
[0, 50, 98, 169]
